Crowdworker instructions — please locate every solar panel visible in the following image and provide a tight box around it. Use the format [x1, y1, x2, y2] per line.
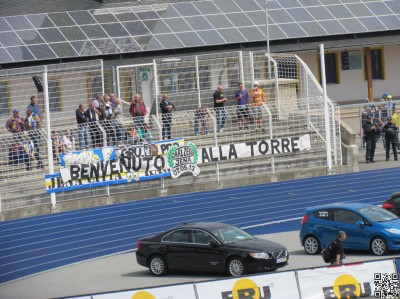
[59, 26, 88, 41]
[6, 46, 35, 61]
[26, 15, 55, 28]
[185, 16, 213, 31]
[196, 30, 226, 45]
[155, 33, 185, 49]
[174, 2, 201, 16]
[28, 44, 57, 60]
[0, 0, 399, 65]
[217, 28, 247, 43]
[0, 32, 24, 47]
[17, 30, 45, 45]
[164, 18, 193, 32]
[80, 25, 109, 39]
[193, 1, 222, 14]
[69, 11, 97, 25]
[71, 40, 100, 56]
[0, 17, 12, 32]
[38, 28, 66, 43]
[48, 12, 76, 27]
[0, 48, 13, 63]
[113, 37, 142, 52]
[5, 16, 33, 30]
[49, 42, 78, 57]
[176, 31, 205, 47]
[358, 16, 387, 31]
[91, 39, 121, 54]
[225, 13, 255, 27]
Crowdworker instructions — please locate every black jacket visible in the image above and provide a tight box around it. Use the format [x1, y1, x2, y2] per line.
[363, 121, 380, 140]
[76, 109, 88, 124]
[383, 123, 398, 140]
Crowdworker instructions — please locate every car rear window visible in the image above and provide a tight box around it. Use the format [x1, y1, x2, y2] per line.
[313, 209, 333, 220]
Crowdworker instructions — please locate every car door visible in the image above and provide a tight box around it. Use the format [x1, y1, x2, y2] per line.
[333, 209, 371, 249]
[161, 229, 195, 269]
[312, 209, 337, 247]
[190, 229, 226, 272]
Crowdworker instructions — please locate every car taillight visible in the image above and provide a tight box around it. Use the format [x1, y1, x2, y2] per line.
[136, 240, 141, 251]
[301, 214, 310, 225]
[382, 202, 393, 210]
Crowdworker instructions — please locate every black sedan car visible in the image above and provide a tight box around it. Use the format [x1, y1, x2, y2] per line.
[382, 192, 400, 216]
[136, 222, 288, 277]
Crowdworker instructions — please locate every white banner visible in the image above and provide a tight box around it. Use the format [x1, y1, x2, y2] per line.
[92, 283, 197, 299]
[297, 260, 396, 299]
[199, 134, 311, 163]
[195, 272, 300, 299]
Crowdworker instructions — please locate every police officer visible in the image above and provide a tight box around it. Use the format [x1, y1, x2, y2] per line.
[363, 115, 380, 163]
[383, 117, 399, 161]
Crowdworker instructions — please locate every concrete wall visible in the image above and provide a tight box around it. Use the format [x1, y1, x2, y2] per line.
[296, 44, 400, 103]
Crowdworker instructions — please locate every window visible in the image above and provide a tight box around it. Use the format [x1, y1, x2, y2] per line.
[277, 60, 298, 80]
[193, 230, 215, 245]
[364, 48, 384, 80]
[162, 229, 192, 243]
[0, 82, 10, 116]
[334, 209, 362, 224]
[87, 74, 103, 101]
[199, 65, 210, 90]
[48, 80, 62, 112]
[319, 53, 339, 84]
[313, 209, 333, 221]
[227, 58, 240, 88]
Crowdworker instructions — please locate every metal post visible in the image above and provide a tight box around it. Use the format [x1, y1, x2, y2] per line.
[153, 59, 159, 118]
[43, 66, 57, 208]
[249, 52, 255, 85]
[265, 0, 272, 80]
[239, 51, 245, 85]
[116, 66, 121, 101]
[111, 65, 117, 95]
[195, 55, 201, 108]
[319, 44, 333, 172]
[209, 111, 220, 186]
[100, 59, 105, 95]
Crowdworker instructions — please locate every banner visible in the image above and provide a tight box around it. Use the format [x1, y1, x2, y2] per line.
[92, 283, 197, 299]
[45, 135, 311, 193]
[297, 260, 396, 299]
[195, 272, 300, 299]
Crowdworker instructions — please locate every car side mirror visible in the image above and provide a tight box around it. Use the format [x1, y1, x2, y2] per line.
[208, 240, 219, 247]
[356, 220, 365, 228]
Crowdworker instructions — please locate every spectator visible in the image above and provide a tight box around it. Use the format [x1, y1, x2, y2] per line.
[194, 105, 210, 136]
[392, 107, 399, 127]
[22, 138, 35, 171]
[101, 95, 116, 146]
[76, 103, 90, 150]
[250, 81, 266, 131]
[383, 117, 398, 161]
[126, 125, 140, 145]
[234, 83, 250, 130]
[330, 231, 346, 265]
[113, 98, 125, 143]
[51, 131, 64, 164]
[25, 108, 43, 169]
[93, 94, 103, 110]
[63, 129, 76, 153]
[363, 115, 380, 163]
[160, 94, 174, 140]
[27, 95, 42, 122]
[86, 101, 103, 148]
[109, 93, 117, 108]
[6, 109, 25, 133]
[129, 94, 147, 131]
[138, 123, 152, 143]
[213, 85, 228, 133]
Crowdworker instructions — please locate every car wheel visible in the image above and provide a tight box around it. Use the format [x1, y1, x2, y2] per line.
[371, 237, 388, 256]
[304, 235, 320, 255]
[227, 257, 246, 277]
[148, 255, 168, 276]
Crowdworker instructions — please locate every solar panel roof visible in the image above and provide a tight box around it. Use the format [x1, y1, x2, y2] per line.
[0, 0, 399, 64]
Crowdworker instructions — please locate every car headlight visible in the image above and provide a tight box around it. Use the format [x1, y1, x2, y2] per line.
[385, 228, 400, 234]
[249, 252, 271, 259]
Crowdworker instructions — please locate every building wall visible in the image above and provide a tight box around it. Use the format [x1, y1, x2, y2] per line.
[297, 44, 400, 103]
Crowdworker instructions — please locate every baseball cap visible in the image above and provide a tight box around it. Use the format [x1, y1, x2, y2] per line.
[383, 93, 388, 97]
[253, 81, 260, 86]
[387, 116, 392, 121]
[13, 109, 19, 114]
[388, 95, 392, 99]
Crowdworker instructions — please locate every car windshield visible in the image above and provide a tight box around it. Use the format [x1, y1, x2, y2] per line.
[358, 206, 398, 222]
[210, 226, 254, 244]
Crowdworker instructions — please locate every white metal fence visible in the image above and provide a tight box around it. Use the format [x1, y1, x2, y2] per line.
[0, 52, 342, 212]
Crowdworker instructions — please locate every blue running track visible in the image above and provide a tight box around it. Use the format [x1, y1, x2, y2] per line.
[0, 167, 399, 284]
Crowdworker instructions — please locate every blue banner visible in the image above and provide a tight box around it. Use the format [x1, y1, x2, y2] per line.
[59, 147, 116, 168]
